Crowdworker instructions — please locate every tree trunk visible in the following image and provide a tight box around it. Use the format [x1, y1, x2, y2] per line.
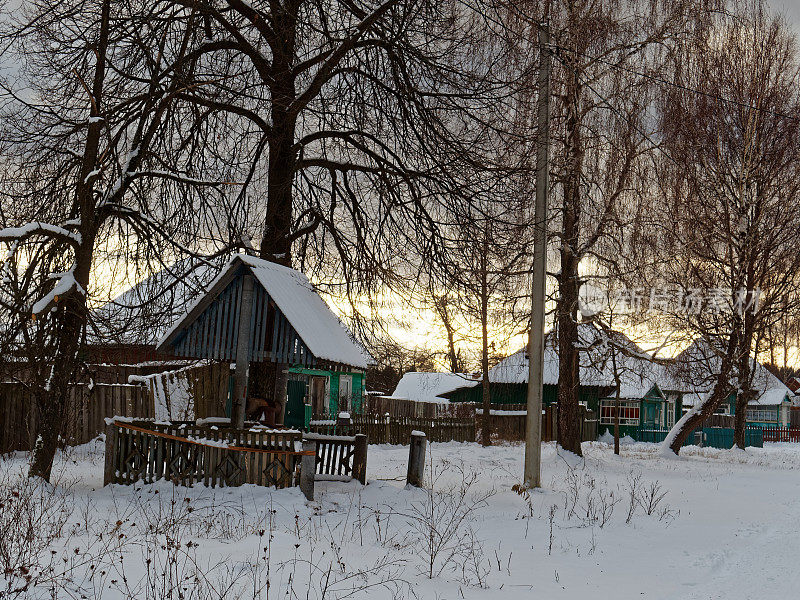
[734, 313, 756, 449]
[29, 303, 84, 480]
[258, 7, 299, 417]
[612, 349, 621, 456]
[555, 71, 583, 456]
[480, 244, 492, 446]
[30, 0, 108, 480]
[667, 332, 738, 454]
[29, 246, 94, 480]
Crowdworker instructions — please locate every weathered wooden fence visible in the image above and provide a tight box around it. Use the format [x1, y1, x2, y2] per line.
[0, 382, 152, 454]
[104, 420, 368, 498]
[104, 420, 305, 488]
[474, 404, 595, 443]
[311, 414, 476, 444]
[310, 404, 601, 445]
[362, 395, 476, 419]
[762, 426, 800, 443]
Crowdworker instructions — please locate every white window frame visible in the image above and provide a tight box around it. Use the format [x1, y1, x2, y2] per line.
[600, 400, 640, 426]
[746, 407, 778, 422]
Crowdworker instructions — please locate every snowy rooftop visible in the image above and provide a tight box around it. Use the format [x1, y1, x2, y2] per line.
[390, 372, 478, 404]
[488, 323, 676, 398]
[91, 256, 224, 345]
[670, 338, 791, 406]
[239, 256, 370, 369]
[158, 255, 371, 369]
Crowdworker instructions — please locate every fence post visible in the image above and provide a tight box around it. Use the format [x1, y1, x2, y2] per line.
[694, 430, 704, 447]
[384, 412, 391, 444]
[103, 420, 118, 486]
[353, 433, 368, 484]
[406, 431, 426, 487]
[300, 439, 317, 501]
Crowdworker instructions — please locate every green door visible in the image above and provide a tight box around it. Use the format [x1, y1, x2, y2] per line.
[285, 380, 309, 429]
[642, 401, 658, 427]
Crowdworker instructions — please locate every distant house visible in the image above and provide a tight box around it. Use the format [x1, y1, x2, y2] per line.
[439, 323, 688, 438]
[389, 372, 480, 404]
[671, 339, 792, 428]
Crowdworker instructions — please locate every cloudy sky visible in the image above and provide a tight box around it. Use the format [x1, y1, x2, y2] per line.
[770, 0, 800, 28]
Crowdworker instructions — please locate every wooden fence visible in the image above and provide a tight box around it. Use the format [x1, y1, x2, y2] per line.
[0, 382, 152, 454]
[104, 420, 305, 488]
[762, 426, 800, 443]
[104, 420, 367, 497]
[362, 395, 476, 419]
[310, 404, 600, 445]
[474, 404, 596, 443]
[311, 414, 477, 444]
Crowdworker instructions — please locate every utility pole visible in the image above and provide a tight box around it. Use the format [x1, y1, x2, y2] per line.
[524, 21, 551, 489]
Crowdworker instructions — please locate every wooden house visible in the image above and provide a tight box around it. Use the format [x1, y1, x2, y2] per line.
[671, 338, 793, 429]
[437, 324, 687, 440]
[108, 254, 371, 426]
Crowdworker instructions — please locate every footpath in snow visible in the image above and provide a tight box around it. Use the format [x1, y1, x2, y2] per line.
[1, 438, 799, 599]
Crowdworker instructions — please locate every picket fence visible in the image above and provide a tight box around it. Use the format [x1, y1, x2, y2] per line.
[762, 426, 800, 443]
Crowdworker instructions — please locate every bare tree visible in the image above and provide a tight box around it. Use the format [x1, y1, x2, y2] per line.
[0, 0, 234, 479]
[509, 0, 696, 456]
[654, 0, 800, 452]
[159, 0, 533, 411]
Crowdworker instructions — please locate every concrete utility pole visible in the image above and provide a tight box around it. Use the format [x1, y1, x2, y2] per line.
[232, 273, 255, 428]
[524, 21, 551, 489]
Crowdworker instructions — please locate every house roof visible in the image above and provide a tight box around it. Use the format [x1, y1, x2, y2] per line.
[488, 323, 677, 398]
[669, 338, 792, 407]
[390, 372, 479, 404]
[156, 255, 371, 369]
[91, 256, 225, 345]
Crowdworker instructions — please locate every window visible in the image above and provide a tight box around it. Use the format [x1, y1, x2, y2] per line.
[600, 400, 640, 426]
[746, 407, 778, 423]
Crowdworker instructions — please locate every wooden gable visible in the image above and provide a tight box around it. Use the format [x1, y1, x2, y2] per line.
[164, 267, 314, 366]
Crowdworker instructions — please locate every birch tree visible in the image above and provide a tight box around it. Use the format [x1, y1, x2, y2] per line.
[509, 0, 695, 455]
[655, 0, 800, 453]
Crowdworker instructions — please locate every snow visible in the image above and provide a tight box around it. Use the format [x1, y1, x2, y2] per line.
[128, 365, 196, 421]
[31, 268, 86, 316]
[0, 221, 82, 245]
[6, 439, 800, 599]
[391, 371, 478, 403]
[241, 255, 370, 368]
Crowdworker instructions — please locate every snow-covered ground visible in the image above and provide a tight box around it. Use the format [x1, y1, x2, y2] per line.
[2, 439, 800, 599]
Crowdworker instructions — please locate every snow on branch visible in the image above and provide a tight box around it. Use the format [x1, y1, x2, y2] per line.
[0, 222, 82, 247]
[31, 268, 86, 317]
